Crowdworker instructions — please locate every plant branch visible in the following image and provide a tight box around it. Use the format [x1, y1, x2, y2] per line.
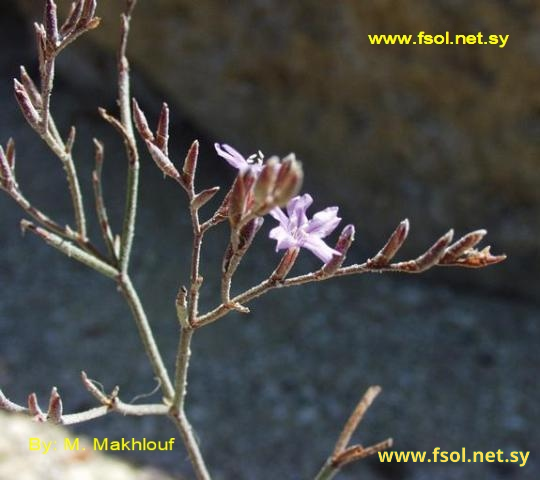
[21, 220, 118, 278]
[116, 0, 139, 274]
[313, 386, 392, 480]
[170, 411, 212, 480]
[116, 274, 174, 400]
[172, 328, 193, 414]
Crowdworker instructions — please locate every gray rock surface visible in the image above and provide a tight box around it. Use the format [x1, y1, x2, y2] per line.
[1, 2, 539, 480]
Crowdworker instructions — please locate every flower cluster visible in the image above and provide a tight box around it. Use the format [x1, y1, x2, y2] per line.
[215, 143, 344, 264]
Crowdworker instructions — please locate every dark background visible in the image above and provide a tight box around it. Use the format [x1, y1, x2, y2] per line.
[1, 1, 538, 479]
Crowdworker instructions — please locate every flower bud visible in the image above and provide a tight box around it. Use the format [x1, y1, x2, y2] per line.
[47, 387, 63, 423]
[229, 168, 256, 228]
[14, 79, 41, 128]
[253, 157, 279, 207]
[145, 140, 180, 180]
[44, 0, 59, 47]
[0, 145, 15, 192]
[271, 247, 299, 282]
[132, 98, 154, 141]
[273, 154, 303, 207]
[322, 224, 355, 275]
[155, 102, 169, 156]
[237, 217, 264, 251]
[61, 0, 84, 36]
[182, 140, 199, 184]
[368, 219, 409, 268]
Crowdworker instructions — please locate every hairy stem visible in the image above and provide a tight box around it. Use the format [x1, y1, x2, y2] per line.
[170, 411, 212, 480]
[117, 4, 139, 273]
[173, 327, 193, 413]
[117, 274, 174, 400]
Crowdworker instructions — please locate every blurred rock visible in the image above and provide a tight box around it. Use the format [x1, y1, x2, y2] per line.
[0, 412, 176, 480]
[16, 0, 539, 297]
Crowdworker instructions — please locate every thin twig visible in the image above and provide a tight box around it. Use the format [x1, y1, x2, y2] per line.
[116, 0, 139, 274]
[92, 139, 117, 261]
[313, 387, 392, 480]
[21, 220, 118, 278]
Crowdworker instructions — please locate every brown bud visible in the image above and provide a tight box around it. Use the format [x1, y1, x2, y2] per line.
[182, 140, 199, 184]
[44, 0, 59, 47]
[253, 157, 279, 208]
[14, 79, 41, 128]
[5, 138, 16, 170]
[0, 145, 15, 191]
[396, 229, 454, 273]
[61, 0, 84, 36]
[28, 393, 46, 422]
[80, 0, 97, 26]
[368, 219, 409, 267]
[19, 67, 42, 110]
[145, 140, 180, 180]
[155, 102, 170, 156]
[322, 224, 355, 275]
[65, 126, 76, 154]
[440, 229, 487, 264]
[47, 387, 63, 423]
[132, 98, 154, 141]
[192, 186, 220, 210]
[34, 23, 47, 65]
[237, 217, 264, 251]
[271, 247, 300, 282]
[229, 169, 256, 227]
[273, 154, 303, 207]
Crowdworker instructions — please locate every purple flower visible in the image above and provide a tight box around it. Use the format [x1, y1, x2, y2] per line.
[214, 143, 263, 174]
[269, 194, 342, 263]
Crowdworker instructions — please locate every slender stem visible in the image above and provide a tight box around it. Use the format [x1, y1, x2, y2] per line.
[117, 274, 174, 400]
[62, 402, 168, 425]
[119, 161, 139, 272]
[117, 6, 139, 274]
[40, 60, 54, 136]
[173, 327, 193, 413]
[37, 48, 87, 241]
[314, 460, 338, 480]
[40, 130, 88, 243]
[170, 411, 212, 480]
[187, 191, 204, 325]
[92, 139, 117, 261]
[22, 221, 118, 278]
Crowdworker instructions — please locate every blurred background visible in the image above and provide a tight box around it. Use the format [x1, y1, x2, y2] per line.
[1, 0, 538, 479]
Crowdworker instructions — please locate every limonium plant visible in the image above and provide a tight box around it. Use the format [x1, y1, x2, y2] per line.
[0, 1, 506, 479]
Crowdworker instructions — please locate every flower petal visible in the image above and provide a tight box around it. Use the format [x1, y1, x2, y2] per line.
[306, 207, 341, 237]
[269, 226, 297, 251]
[214, 143, 248, 169]
[269, 207, 289, 226]
[302, 236, 341, 263]
[286, 194, 312, 228]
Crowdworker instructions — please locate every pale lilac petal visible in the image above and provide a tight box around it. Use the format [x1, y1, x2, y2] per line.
[302, 236, 341, 263]
[306, 207, 341, 237]
[214, 143, 248, 169]
[269, 207, 289, 226]
[286, 194, 312, 226]
[269, 226, 297, 251]
[286, 194, 312, 217]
